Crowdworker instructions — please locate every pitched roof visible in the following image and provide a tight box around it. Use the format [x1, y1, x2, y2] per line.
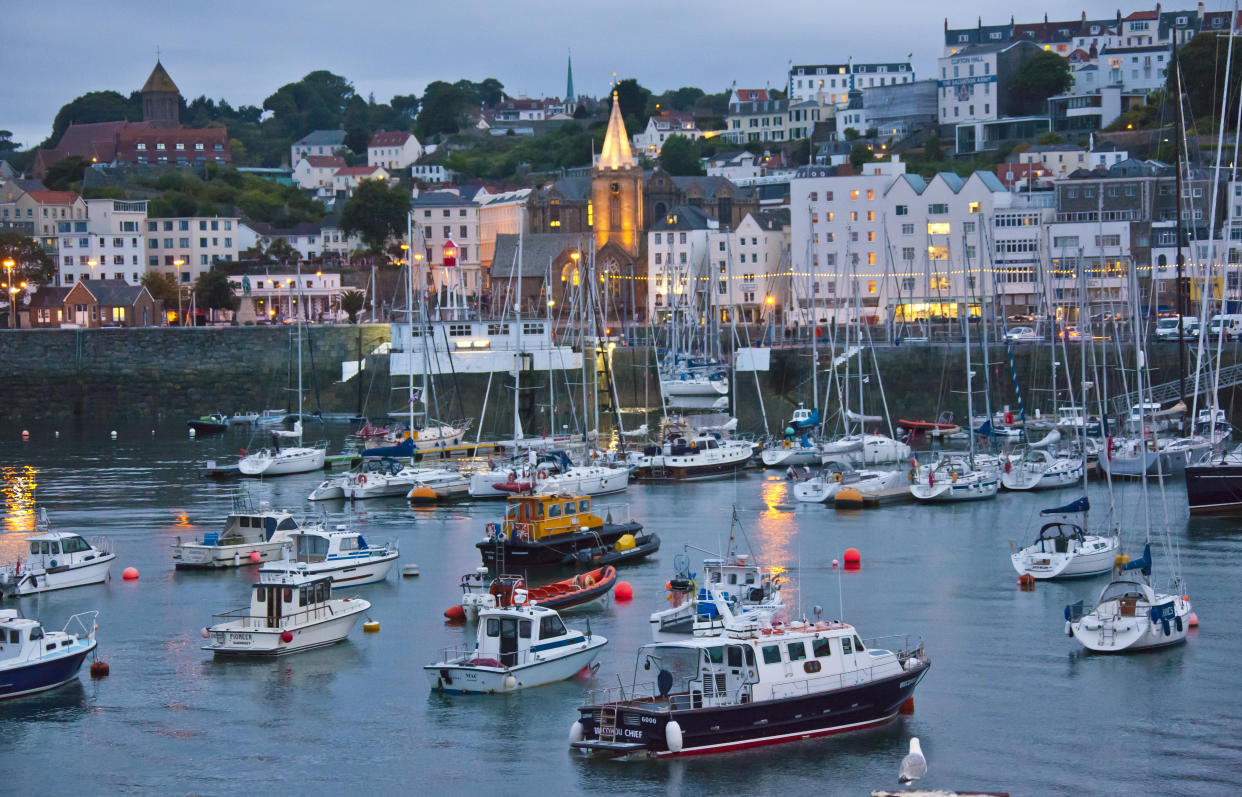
[754, 208, 790, 230]
[293, 130, 347, 147]
[650, 205, 712, 231]
[24, 190, 81, 205]
[733, 89, 768, 102]
[335, 165, 383, 177]
[369, 130, 413, 147]
[28, 286, 70, 309]
[598, 94, 635, 170]
[490, 232, 594, 279]
[78, 279, 147, 306]
[141, 61, 179, 94]
[302, 155, 346, 168]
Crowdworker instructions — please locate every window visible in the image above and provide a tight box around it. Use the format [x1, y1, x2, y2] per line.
[460, 225, 468, 238]
[927, 222, 951, 235]
[866, 189, 875, 200]
[895, 204, 908, 216]
[812, 637, 833, 657]
[443, 226, 451, 237]
[849, 190, 859, 200]
[928, 246, 949, 261]
[786, 641, 807, 661]
[928, 203, 948, 215]
[539, 615, 566, 638]
[901, 247, 915, 260]
[901, 223, 914, 235]
[930, 276, 950, 290]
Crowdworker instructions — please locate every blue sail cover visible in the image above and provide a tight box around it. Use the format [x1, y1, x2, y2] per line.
[975, 420, 992, 436]
[362, 438, 414, 458]
[791, 408, 820, 430]
[1040, 496, 1090, 516]
[1121, 543, 1152, 577]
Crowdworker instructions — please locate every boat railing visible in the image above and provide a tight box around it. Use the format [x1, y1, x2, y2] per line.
[597, 504, 630, 525]
[63, 610, 99, 641]
[583, 681, 665, 707]
[211, 603, 339, 628]
[88, 537, 113, 556]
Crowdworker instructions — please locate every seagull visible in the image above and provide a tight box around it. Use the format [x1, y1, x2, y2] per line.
[898, 737, 927, 784]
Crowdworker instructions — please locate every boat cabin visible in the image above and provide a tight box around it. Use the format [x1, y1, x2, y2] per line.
[0, 610, 83, 659]
[666, 435, 721, 455]
[476, 602, 576, 668]
[246, 566, 336, 629]
[212, 511, 299, 546]
[503, 493, 601, 541]
[700, 554, 778, 605]
[288, 527, 379, 564]
[1032, 522, 1087, 553]
[23, 532, 105, 570]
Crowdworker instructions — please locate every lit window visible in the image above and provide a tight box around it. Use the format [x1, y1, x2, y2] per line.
[927, 222, 951, 235]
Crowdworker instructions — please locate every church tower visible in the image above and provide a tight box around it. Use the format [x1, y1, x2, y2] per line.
[565, 53, 576, 114]
[591, 93, 642, 256]
[141, 60, 181, 128]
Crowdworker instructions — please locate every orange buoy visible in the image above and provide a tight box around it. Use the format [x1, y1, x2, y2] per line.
[444, 605, 466, 621]
[664, 581, 671, 591]
[280, 631, 294, 643]
[899, 697, 915, 715]
[249, 551, 262, 563]
[89, 661, 110, 678]
[408, 485, 437, 503]
[1018, 573, 1036, 590]
[121, 567, 139, 581]
[1188, 612, 1199, 628]
[614, 581, 633, 601]
[843, 548, 861, 570]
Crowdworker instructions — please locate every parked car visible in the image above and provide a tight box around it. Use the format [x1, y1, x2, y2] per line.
[1058, 325, 1081, 342]
[1004, 326, 1042, 343]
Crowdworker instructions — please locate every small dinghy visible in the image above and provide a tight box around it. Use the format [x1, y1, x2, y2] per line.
[0, 610, 98, 699]
[425, 576, 606, 694]
[203, 563, 370, 656]
[447, 567, 618, 621]
[187, 414, 228, 435]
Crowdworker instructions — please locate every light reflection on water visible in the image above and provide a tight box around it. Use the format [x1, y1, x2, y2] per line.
[1, 465, 39, 562]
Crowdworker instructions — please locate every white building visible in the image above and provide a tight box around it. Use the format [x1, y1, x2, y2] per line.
[706, 210, 790, 322]
[290, 130, 348, 167]
[1095, 45, 1170, 93]
[412, 190, 484, 298]
[228, 272, 343, 322]
[990, 193, 1056, 316]
[237, 222, 323, 261]
[631, 111, 704, 156]
[705, 151, 761, 182]
[332, 165, 389, 196]
[646, 205, 717, 320]
[412, 162, 454, 185]
[145, 216, 241, 285]
[368, 130, 423, 170]
[292, 155, 345, 193]
[1017, 145, 1090, 179]
[788, 61, 916, 105]
[725, 89, 788, 144]
[56, 199, 148, 286]
[475, 188, 531, 273]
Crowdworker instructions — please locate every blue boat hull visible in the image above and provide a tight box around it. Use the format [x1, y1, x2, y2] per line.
[0, 644, 94, 700]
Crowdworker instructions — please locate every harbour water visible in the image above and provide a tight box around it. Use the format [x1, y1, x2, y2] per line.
[2, 421, 1241, 794]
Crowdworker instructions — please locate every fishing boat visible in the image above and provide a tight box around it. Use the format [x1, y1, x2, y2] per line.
[0, 512, 114, 597]
[1011, 497, 1119, 579]
[1001, 448, 1084, 491]
[171, 498, 302, 569]
[263, 525, 398, 587]
[186, 414, 228, 435]
[569, 612, 929, 758]
[649, 550, 783, 639]
[448, 567, 617, 621]
[202, 564, 370, 656]
[909, 456, 999, 502]
[631, 434, 754, 481]
[0, 610, 98, 699]
[475, 493, 649, 569]
[425, 576, 606, 694]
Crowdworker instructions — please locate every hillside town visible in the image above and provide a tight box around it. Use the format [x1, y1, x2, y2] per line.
[0, 5, 1238, 333]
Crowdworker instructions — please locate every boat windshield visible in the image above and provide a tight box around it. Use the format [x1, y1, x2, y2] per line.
[1099, 580, 1148, 604]
[639, 643, 700, 695]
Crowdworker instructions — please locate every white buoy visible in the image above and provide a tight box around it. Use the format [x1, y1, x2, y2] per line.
[54, 431, 59, 438]
[569, 720, 584, 744]
[402, 564, 420, 577]
[188, 427, 197, 438]
[110, 430, 118, 439]
[665, 720, 684, 753]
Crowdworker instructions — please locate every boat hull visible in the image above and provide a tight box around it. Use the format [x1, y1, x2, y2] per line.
[239, 448, 326, 477]
[633, 449, 753, 481]
[0, 640, 96, 700]
[284, 553, 400, 586]
[2, 555, 114, 597]
[477, 523, 645, 569]
[1185, 462, 1242, 513]
[910, 475, 998, 502]
[1001, 461, 1084, 491]
[173, 541, 289, 569]
[761, 447, 822, 467]
[425, 637, 605, 694]
[1010, 536, 1118, 579]
[1070, 596, 1191, 653]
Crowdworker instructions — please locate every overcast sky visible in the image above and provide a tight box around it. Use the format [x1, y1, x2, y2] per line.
[3, 0, 1229, 148]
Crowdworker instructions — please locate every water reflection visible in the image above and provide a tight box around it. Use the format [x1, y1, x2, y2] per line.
[3, 465, 38, 533]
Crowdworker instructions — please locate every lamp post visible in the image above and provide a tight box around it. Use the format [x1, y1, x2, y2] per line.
[173, 259, 185, 325]
[2, 258, 13, 329]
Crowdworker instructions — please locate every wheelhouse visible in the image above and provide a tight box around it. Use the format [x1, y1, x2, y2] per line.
[503, 493, 600, 541]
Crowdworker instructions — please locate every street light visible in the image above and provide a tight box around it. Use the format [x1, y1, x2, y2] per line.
[2, 259, 13, 329]
[173, 259, 185, 325]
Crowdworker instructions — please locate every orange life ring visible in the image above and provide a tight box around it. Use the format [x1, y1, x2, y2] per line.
[358, 474, 368, 485]
[537, 469, 549, 480]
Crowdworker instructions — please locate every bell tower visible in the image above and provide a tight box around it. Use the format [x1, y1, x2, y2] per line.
[591, 93, 643, 256]
[141, 60, 181, 128]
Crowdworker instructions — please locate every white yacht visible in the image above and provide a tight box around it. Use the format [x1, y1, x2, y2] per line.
[341, 464, 443, 500]
[425, 577, 606, 694]
[631, 434, 754, 481]
[820, 433, 912, 465]
[203, 564, 370, 656]
[760, 435, 823, 468]
[172, 501, 302, 569]
[1011, 497, 1119, 579]
[537, 463, 631, 497]
[237, 425, 327, 477]
[650, 552, 783, 639]
[1001, 449, 1084, 491]
[910, 456, 999, 502]
[791, 460, 905, 504]
[263, 526, 398, 587]
[406, 468, 471, 503]
[0, 513, 114, 597]
[1067, 545, 1191, 653]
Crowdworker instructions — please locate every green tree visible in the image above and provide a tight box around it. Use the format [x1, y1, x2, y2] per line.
[43, 156, 89, 190]
[0, 130, 17, 152]
[141, 270, 180, 307]
[924, 134, 943, 161]
[1036, 130, 1066, 145]
[1173, 34, 1239, 129]
[0, 233, 56, 287]
[194, 269, 240, 322]
[849, 143, 875, 171]
[614, 78, 651, 128]
[340, 180, 411, 253]
[843, 127, 860, 142]
[46, 90, 140, 147]
[340, 289, 366, 323]
[1011, 51, 1072, 115]
[659, 135, 704, 176]
[265, 237, 299, 264]
[416, 81, 471, 139]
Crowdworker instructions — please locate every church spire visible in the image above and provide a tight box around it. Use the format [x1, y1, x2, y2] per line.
[565, 52, 575, 103]
[598, 92, 635, 170]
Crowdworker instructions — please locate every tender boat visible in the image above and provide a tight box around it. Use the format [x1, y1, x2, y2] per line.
[0, 512, 114, 597]
[172, 499, 302, 569]
[0, 610, 98, 699]
[1001, 448, 1084, 491]
[187, 414, 228, 435]
[570, 613, 929, 758]
[476, 493, 650, 569]
[264, 525, 398, 587]
[203, 564, 370, 656]
[448, 567, 618, 622]
[1066, 545, 1191, 653]
[909, 456, 999, 502]
[650, 550, 782, 639]
[1011, 497, 1119, 579]
[425, 577, 606, 694]
[631, 434, 754, 481]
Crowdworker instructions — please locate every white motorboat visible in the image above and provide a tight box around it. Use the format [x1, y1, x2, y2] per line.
[172, 501, 302, 569]
[910, 457, 999, 502]
[822, 433, 912, 465]
[374, 421, 471, 454]
[1011, 497, 1119, 579]
[1098, 437, 1163, 477]
[341, 464, 441, 500]
[1001, 449, 1084, 491]
[425, 578, 606, 694]
[537, 463, 631, 497]
[632, 434, 755, 481]
[309, 457, 408, 501]
[468, 451, 569, 499]
[456, 567, 495, 621]
[1067, 545, 1191, 653]
[650, 551, 783, 639]
[203, 564, 370, 656]
[791, 461, 905, 504]
[406, 468, 471, 503]
[264, 525, 398, 587]
[0, 513, 114, 597]
[0, 610, 98, 699]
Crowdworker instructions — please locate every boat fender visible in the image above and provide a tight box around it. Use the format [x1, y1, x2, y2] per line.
[928, 473, 935, 487]
[508, 471, 517, 483]
[951, 471, 958, 483]
[583, 575, 595, 588]
[833, 472, 842, 483]
[908, 469, 915, 484]
[503, 674, 518, 691]
[665, 720, 684, 754]
[537, 469, 549, 480]
[1065, 621, 1073, 637]
[569, 720, 584, 744]
[1004, 458, 1012, 474]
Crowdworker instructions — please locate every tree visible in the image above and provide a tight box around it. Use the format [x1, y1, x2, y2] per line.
[614, 79, 651, 127]
[924, 134, 943, 162]
[265, 237, 299, 264]
[1174, 33, 1239, 129]
[0, 130, 17, 152]
[849, 143, 875, 171]
[340, 179, 410, 253]
[416, 81, 471, 139]
[1036, 130, 1066, 145]
[340, 289, 366, 323]
[194, 269, 240, 322]
[659, 135, 704, 176]
[141, 270, 180, 307]
[0, 233, 55, 287]
[43, 156, 89, 190]
[46, 90, 140, 147]
[843, 127, 860, 142]
[1011, 52, 1072, 115]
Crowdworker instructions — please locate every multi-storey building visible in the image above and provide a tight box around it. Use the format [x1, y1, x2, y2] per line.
[411, 190, 484, 299]
[646, 205, 716, 320]
[706, 209, 790, 323]
[0, 190, 86, 254]
[725, 89, 788, 144]
[631, 112, 703, 157]
[368, 131, 423, 171]
[937, 40, 1049, 153]
[145, 216, 242, 284]
[56, 199, 148, 286]
[787, 62, 915, 105]
[291, 130, 348, 167]
[292, 155, 346, 193]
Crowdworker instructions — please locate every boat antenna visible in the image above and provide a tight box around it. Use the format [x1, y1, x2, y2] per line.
[836, 545, 844, 621]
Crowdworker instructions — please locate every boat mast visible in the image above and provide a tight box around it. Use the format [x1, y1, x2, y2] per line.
[296, 262, 304, 448]
[1173, 53, 1188, 406]
[807, 204, 819, 428]
[962, 247, 975, 469]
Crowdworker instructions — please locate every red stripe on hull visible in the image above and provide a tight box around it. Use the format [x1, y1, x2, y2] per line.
[657, 712, 897, 757]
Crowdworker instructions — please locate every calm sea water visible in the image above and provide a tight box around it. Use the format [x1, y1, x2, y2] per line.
[1, 421, 1240, 796]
